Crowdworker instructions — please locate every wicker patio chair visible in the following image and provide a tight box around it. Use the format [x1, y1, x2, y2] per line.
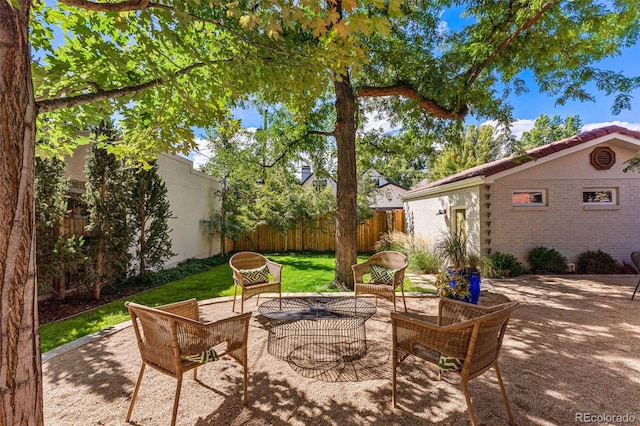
[631, 251, 640, 300]
[125, 299, 251, 426]
[353, 251, 408, 312]
[391, 298, 520, 426]
[230, 251, 283, 313]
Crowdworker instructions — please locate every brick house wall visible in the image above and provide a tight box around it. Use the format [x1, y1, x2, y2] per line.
[403, 127, 640, 268]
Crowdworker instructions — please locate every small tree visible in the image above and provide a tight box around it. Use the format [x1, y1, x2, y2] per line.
[83, 129, 135, 299]
[34, 156, 84, 296]
[130, 163, 176, 274]
[514, 114, 583, 153]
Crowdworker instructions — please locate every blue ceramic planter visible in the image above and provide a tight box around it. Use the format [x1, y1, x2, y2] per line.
[447, 269, 481, 304]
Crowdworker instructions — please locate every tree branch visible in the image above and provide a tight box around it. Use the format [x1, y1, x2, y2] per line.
[357, 84, 469, 119]
[258, 148, 290, 169]
[36, 62, 205, 113]
[58, 0, 150, 12]
[463, 1, 556, 87]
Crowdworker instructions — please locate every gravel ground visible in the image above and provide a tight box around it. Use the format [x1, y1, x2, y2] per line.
[42, 274, 640, 425]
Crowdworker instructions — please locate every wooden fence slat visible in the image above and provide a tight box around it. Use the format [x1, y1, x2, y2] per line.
[226, 209, 403, 253]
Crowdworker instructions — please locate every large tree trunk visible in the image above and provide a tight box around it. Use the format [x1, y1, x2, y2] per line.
[333, 75, 358, 289]
[0, 2, 44, 425]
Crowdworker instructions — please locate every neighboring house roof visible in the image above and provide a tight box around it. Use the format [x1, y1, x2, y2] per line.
[378, 181, 408, 191]
[300, 172, 336, 186]
[406, 125, 640, 195]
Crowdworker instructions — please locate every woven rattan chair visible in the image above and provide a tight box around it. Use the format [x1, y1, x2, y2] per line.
[391, 298, 519, 426]
[631, 251, 640, 300]
[353, 251, 408, 312]
[125, 299, 251, 426]
[230, 251, 282, 313]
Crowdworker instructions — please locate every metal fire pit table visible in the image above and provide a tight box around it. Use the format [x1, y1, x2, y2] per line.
[258, 297, 377, 362]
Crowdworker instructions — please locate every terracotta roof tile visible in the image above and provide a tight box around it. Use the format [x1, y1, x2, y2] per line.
[406, 125, 640, 193]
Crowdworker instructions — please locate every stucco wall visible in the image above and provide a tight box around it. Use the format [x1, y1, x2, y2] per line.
[404, 186, 481, 253]
[487, 142, 640, 266]
[63, 148, 221, 269]
[156, 153, 221, 268]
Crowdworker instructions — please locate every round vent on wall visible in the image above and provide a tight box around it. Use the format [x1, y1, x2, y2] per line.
[590, 146, 616, 170]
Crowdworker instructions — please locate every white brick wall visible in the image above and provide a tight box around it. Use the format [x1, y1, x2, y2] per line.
[488, 177, 640, 266]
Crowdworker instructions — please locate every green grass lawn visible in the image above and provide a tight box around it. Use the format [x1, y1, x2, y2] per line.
[40, 253, 431, 353]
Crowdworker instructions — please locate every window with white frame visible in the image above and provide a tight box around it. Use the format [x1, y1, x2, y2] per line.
[582, 188, 616, 205]
[512, 190, 547, 206]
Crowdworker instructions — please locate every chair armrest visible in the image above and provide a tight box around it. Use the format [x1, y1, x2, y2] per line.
[265, 260, 283, 283]
[352, 261, 372, 283]
[392, 266, 406, 286]
[391, 312, 474, 359]
[155, 298, 200, 321]
[176, 312, 252, 356]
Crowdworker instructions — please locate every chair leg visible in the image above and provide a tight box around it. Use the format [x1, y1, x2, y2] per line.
[240, 293, 245, 314]
[126, 363, 146, 422]
[494, 363, 516, 425]
[242, 360, 248, 405]
[400, 285, 407, 313]
[461, 379, 477, 426]
[256, 293, 260, 306]
[171, 376, 183, 426]
[232, 285, 238, 312]
[632, 277, 640, 300]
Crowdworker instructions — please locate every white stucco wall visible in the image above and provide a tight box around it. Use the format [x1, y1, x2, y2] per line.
[404, 185, 482, 253]
[63, 148, 221, 269]
[156, 153, 221, 268]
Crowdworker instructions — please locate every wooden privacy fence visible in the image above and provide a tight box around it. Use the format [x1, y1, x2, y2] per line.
[225, 209, 404, 253]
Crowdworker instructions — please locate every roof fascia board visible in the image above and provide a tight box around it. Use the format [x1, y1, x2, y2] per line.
[402, 176, 484, 200]
[485, 132, 640, 184]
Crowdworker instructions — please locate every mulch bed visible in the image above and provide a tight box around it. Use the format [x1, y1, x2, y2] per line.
[38, 287, 142, 325]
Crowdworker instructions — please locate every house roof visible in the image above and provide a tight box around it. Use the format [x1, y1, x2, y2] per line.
[406, 125, 640, 194]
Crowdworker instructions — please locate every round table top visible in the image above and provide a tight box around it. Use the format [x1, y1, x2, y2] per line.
[258, 296, 376, 321]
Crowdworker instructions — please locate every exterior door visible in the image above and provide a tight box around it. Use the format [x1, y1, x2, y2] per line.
[453, 208, 466, 238]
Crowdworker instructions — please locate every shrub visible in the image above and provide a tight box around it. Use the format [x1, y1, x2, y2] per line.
[374, 231, 440, 273]
[577, 250, 623, 274]
[105, 255, 228, 294]
[527, 246, 568, 274]
[409, 248, 440, 274]
[484, 251, 525, 278]
[373, 231, 413, 255]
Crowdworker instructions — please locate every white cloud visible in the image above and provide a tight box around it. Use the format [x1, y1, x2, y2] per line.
[190, 137, 212, 170]
[508, 119, 536, 139]
[581, 121, 640, 132]
[362, 111, 399, 133]
[481, 119, 640, 139]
